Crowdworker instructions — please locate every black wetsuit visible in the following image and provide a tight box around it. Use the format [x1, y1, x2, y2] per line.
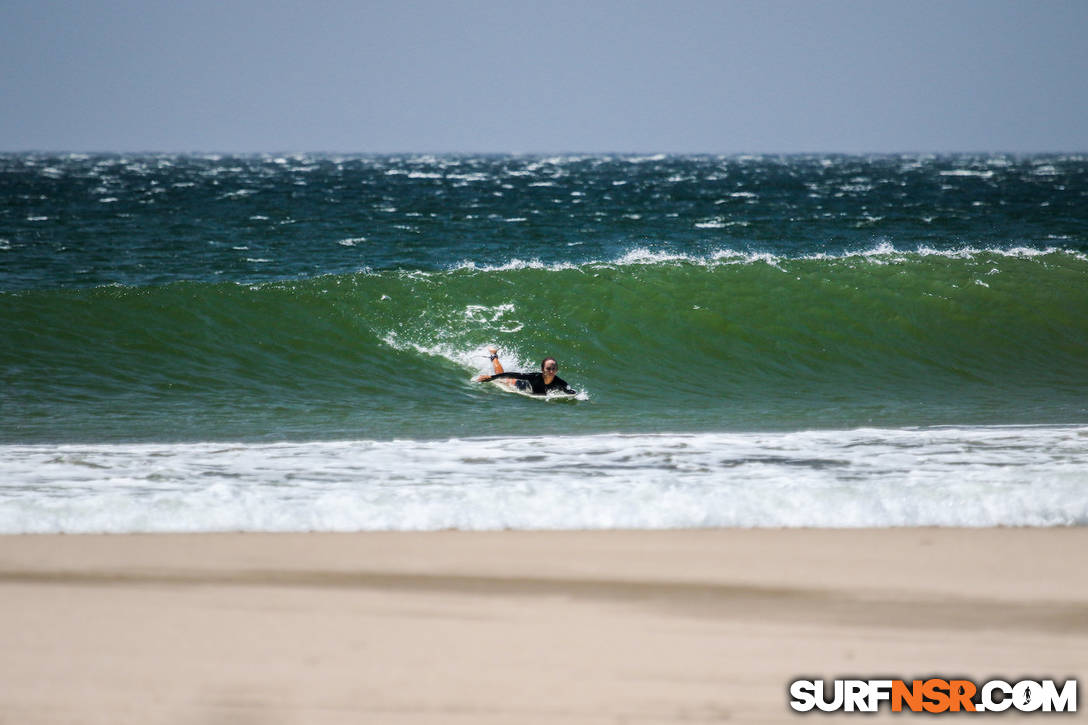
[491, 372, 576, 396]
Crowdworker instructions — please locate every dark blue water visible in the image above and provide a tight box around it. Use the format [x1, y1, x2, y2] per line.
[3, 153, 1085, 290]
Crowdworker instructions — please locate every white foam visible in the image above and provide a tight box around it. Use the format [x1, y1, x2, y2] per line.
[939, 169, 995, 179]
[381, 333, 528, 373]
[445, 173, 490, 182]
[612, 248, 694, 265]
[911, 244, 1067, 259]
[1, 426, 1084, 533]
[219, 189, 256, 200]
[444, 243, 1086, 276]
[462, 303, 516, 323]
[381, 331, 473, 367]
[451, 258, 582, 272]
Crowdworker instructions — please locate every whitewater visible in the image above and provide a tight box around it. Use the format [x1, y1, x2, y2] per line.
[4, 426, 1087, 533]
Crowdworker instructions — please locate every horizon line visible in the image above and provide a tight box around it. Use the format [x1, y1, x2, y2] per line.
[3, 148, 1086, 157]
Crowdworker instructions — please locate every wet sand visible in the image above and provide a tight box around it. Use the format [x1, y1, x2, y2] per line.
[0, 528, 1085, 723]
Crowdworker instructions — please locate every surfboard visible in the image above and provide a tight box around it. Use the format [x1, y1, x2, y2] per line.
[489, 377, 541, 398]
[486, 377, 579, 402]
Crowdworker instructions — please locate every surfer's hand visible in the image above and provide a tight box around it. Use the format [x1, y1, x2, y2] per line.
[473, 374, 491, 382]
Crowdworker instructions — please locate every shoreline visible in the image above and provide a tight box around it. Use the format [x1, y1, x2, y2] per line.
[1, 528, 1085, 723]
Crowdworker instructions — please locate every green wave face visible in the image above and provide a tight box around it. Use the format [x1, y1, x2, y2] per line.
[4, 250, 1087, 442]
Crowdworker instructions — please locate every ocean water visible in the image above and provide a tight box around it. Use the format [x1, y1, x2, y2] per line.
[2, 153, 1087, 532]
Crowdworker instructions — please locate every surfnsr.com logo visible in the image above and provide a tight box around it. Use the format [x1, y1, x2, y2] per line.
[789, 679, 1077, 713]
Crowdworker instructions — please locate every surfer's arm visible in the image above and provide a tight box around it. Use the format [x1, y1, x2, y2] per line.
[473, 347, 507, 382]
[489, 372, 529, 381]
[487, 347, 504, 375]
[473, 371, 527, 383]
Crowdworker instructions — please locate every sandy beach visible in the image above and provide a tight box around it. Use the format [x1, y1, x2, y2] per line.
[0, 528, 1084, 724]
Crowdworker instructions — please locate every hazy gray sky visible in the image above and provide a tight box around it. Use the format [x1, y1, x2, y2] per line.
[2, 0, 1085, 153]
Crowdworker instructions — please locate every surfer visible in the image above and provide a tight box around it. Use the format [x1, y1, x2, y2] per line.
[474, 347, 577, 396]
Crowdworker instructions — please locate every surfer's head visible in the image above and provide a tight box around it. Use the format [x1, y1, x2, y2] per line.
[541, 357, 558, 381]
